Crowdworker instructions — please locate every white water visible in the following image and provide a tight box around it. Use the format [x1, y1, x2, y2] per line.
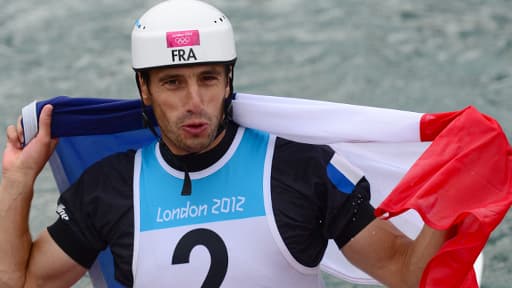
[1, 0, 511, 287]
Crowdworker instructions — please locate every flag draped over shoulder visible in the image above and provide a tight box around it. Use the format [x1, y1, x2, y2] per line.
[21, 93, 511, 288]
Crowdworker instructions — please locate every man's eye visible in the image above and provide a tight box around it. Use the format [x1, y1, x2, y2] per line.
[202, 76, 219, 82]
[165, 79, 179, 86]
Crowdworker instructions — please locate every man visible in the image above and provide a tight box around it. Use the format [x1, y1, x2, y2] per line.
[0, 0, 450, 287]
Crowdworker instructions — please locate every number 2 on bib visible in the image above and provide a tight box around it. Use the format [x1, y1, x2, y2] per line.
[172, 228, 228, 288]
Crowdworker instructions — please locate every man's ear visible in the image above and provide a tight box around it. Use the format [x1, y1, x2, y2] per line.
[138, 72, 152, 106]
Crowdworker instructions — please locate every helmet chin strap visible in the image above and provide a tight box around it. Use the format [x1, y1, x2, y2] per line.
[135, 72, 160, 139]
[216, 94, 233, 136]
[215, 64, 235, 137]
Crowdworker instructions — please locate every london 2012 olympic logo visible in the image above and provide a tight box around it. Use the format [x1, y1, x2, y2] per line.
[174, 37, 190, 45]
[167, 30, 201, 48]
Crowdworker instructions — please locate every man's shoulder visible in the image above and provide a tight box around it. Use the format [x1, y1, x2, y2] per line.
[94, 149, 137, 166]
[81, 149, 137, 179]
[61, 149, 137, 201]
[237, 127, 334, 160]
[274, 136, 334, 159]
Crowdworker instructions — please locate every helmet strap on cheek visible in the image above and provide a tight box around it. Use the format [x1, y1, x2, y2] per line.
[135, 72, 160, 139]
[216, 64, 235, 137]
[227, 65, 235, 120]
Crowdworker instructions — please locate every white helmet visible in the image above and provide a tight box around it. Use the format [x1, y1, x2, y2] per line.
[132, 0, 237, 70]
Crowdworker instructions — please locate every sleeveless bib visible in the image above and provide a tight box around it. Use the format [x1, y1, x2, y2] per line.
[132, 127, 323, 287]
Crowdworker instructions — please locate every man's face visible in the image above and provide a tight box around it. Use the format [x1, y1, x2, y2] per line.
[140, 64, 230, 155]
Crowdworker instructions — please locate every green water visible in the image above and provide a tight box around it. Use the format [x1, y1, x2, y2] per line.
[1, 0, 511, 287]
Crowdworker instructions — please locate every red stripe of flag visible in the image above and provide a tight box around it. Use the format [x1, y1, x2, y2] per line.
[376, 106, 512, 287]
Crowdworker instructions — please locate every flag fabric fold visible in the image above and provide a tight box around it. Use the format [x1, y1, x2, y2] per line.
[376, 106, 512, 287]
[21, 93, 510, 287]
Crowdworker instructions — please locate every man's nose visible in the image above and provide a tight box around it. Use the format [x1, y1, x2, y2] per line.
[185, 83, 203, 113]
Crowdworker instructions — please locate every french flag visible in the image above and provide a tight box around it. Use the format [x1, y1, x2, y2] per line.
[22, 93, 512, 287]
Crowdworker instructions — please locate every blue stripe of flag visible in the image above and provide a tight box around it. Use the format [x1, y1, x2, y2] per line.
[326, 163, 356, 194]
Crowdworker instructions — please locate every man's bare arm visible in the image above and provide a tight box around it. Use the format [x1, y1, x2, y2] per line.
[342, 218, 450, 288]
[25, 230, 87, 288]
[0, 105, 86, 287]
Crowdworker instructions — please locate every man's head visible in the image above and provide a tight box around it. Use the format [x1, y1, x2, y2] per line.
[131, 0, 237, 155]
[138, 64, 230, 155]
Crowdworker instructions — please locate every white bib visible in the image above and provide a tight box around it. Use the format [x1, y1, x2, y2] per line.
[132, 128, 323, 288]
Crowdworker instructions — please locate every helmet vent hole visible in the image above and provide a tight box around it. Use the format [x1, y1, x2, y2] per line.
[213, 15, 226, 24]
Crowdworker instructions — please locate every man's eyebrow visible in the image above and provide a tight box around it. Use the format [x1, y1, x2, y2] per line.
[156, 73, 182, 82]
[200, 69, 223, 76]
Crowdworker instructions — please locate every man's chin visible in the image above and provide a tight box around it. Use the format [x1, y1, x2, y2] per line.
[166, 128, 220, 155]
[180, 140, 215, 155]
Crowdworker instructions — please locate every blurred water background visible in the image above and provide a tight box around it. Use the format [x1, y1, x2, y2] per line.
[1, 0, 511, 287]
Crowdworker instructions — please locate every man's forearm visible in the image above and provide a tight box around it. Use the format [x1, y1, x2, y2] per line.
[0, 105, 57, 287]
[403, 225, 452, 287]
[342, 218, 453, 288]
[0, 179, 35, 288]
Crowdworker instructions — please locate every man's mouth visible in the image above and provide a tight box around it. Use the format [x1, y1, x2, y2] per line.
[182, 122, 208, 136]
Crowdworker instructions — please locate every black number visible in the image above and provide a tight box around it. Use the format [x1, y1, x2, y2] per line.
[172, 228, 228, 288]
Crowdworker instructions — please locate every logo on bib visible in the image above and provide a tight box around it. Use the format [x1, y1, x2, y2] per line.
[156, 197, 246, 223]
